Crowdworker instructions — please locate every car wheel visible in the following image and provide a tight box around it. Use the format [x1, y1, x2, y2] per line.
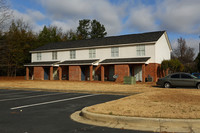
[164, 82, 171, 88]
[197, 83, 200, 89]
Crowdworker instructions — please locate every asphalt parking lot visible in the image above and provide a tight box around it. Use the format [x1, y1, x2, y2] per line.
[0, 89, 152, 133]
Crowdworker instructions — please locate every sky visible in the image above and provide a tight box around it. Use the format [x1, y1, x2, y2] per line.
[8, 0, 200, 56]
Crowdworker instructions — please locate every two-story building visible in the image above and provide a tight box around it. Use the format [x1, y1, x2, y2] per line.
[25, 31, 172, 82]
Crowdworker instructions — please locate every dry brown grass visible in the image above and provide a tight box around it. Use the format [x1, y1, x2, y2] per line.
[0, 79, 200, 119]
[0, 80, 161, 94]
[87, 89, 200, 119]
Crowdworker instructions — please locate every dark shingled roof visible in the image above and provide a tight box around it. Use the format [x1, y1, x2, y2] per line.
[99, 57, 150, 64]
[58, 59, 99, 65]
[24, 61, 59, 66]
[31, 31, 165, 52]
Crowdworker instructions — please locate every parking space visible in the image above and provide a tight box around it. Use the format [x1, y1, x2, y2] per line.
[0, 89, 150, 133]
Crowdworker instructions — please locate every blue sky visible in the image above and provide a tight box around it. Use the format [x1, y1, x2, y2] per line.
[8, 0, 200, 55]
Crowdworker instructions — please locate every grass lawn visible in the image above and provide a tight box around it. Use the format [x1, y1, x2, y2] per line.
[0, 79, 200, 119]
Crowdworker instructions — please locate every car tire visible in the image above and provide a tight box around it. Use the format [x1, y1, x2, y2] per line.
[163, 82, 171, 88]
[197, 83, 200, 89]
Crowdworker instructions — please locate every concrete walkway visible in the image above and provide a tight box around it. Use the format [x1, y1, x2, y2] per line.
[71, 107, 200, 133]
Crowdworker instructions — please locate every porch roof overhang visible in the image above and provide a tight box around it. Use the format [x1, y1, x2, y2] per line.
[58, 59, 99, 66]
[99, 57, 150, 65]
[24, 61, 59, 67]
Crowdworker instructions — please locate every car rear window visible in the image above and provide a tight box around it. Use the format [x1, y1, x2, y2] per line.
[171, 74, 180, 78]
[181, 74, 192, 79]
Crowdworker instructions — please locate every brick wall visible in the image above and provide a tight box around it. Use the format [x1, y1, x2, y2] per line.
[69, 66, 81, 81]
[145, 63, 161, 82]
[34, 66, 44, 80]
[114, 64, 129, 82]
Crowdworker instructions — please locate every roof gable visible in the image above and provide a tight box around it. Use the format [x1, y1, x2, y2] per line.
[31, 31, 165, 52]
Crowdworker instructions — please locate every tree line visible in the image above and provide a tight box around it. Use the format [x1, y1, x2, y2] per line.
[0, 18, 107, 76]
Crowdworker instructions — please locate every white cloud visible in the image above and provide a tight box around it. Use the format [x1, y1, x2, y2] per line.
[125, 4, 157, 32]
[156, 0, 200, 34]
[39, 0, 122, 35]
[11, 9, 45, 33]
[27, 9, 46, 21]
[51, 20, 78, 32]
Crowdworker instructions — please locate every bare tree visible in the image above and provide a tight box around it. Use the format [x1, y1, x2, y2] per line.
[0, 0, 12, 31]
[172, 37, 195, 64]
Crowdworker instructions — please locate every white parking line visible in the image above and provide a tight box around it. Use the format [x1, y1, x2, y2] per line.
[11, 94, 99, 110]
[0, 92, 65, 102]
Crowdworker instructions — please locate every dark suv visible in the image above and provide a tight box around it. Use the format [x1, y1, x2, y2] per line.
[156, 72, 200, 89]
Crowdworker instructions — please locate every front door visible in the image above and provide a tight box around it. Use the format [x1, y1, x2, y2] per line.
[134, 65, 142, 81]
[44, 67, 49, 80]
[81, 67, 86, 81]
[108, 66, 114, 81]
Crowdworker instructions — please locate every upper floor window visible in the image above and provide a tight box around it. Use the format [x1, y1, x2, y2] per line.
[52, 51, 57, 60]
[111, 47, 119, 57]
[136, 45, 145, 56]
[70, 50, 76, 59]
[89, 49, 96, 58]
[37, 53, 41, 60]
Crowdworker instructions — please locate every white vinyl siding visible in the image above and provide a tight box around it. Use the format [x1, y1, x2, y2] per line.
[37, 53, 42, 60]
[111, 47, 119, 57]
[52, 51, 57, 60]
[70, 50, 76, 59]
[89, 49, 96, 58]
[136, 45, 145, 56]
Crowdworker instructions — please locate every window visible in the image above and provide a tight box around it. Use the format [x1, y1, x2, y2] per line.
[136, 45, 145, 56]
[37, 53, 41, 60]
[70, 50, 76, 59]
[52, 51, 57, 60]
[89, 49, 96, 58]
[171, 74, 180, 78]
[181, 74, 192, 79]
[111, 47, 119, 57]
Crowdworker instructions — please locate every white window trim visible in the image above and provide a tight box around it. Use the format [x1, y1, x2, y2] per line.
[52, 51, 57, 60]
[70, 50, 76, 59]
[111, 47, 119, 57]
[89, 49, 96, 58]
[136, 45, 145, 56]
[37, 53, 42, 60]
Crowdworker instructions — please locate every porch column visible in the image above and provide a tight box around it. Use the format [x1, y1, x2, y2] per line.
[58, 67, 62, 80]
[26, 67, 29, 80]
[50, 66, 53, 80]
[101, 65, 104, 81]
[89, 65, 93, 81]
[142, 64, 146, 82]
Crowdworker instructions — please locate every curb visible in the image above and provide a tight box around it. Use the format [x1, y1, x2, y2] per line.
[79, 107, 200, 132]
[0, 87, 139, 95]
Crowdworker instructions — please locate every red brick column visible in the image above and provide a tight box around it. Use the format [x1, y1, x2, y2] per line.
[58, 67, 62, 80]
[50, 66, 53, 80]
[114, 64, 129, 82]
[142, 64, 146, 82]
[26, 67, 29, 80]
[89, 65, 93, 81]
[154, 64, 158, 82]
[101, 65, 104, 81]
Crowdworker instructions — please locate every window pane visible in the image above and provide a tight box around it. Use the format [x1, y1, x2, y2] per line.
[181, 74, 192, 79]
[137, 45, 145, 56]
[171, 74, 180, 78]
[111, 47, 119, 57]
[70, 50, 76, 59]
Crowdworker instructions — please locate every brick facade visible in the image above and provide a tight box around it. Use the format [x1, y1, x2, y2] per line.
[68, 66, 81, 81]
[145, 63, 161, 82]
[29, 63, 161, 82]
[114, 64, 129, 82]
[34, 66, 44, 80]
